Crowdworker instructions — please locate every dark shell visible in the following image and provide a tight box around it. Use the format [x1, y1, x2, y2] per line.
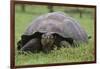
[23, 12, 88, 43]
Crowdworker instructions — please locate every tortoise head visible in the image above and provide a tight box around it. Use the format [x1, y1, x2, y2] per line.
[41, 33, 55, 53]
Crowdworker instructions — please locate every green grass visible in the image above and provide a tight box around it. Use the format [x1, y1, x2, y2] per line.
[15, 5, 95, 66]
[16, 40, 94, 65]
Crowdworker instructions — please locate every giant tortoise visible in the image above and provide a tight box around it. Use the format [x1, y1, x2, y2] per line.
[17, 12, 89, 53]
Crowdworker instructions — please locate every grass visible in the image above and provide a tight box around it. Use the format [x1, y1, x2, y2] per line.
[16, 41, 94, 65]
[15, 5, 95, 66]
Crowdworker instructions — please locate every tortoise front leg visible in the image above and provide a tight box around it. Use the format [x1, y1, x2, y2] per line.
[21, 38, 42, 53]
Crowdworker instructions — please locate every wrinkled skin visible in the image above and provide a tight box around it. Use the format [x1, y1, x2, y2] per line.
[21, 38, 42, 53]
[41, 33, 55, 53]
[18, 33, 73, 53]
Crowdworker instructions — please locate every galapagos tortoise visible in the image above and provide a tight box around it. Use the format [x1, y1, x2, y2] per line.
[17, 12, 88, 53]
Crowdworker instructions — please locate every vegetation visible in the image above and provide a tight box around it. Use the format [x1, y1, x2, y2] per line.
[15, 5, 95, 66]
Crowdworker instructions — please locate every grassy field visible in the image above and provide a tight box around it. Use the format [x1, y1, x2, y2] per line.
[15, 5, 95, 66]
